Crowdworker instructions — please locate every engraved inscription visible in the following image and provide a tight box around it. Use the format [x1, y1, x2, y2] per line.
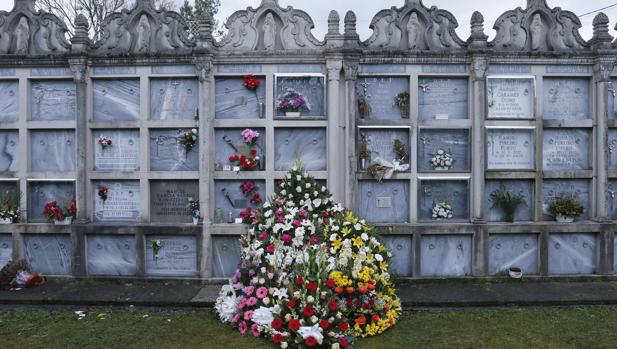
[486, 128, 535, 170]
[487, 77, 534, 119]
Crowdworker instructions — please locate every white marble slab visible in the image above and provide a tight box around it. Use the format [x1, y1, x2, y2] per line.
[420, 235, 472, 277]
[548, 233, 596, 275]
[489, 234, 538, 275]
[87, 235, 136, 276]
[24, 234, 71, 275]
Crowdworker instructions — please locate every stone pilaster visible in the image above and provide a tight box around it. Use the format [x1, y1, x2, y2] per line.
[69, 59, 88, 224]
[343, 59, 359, 210]
[326, 59, 343, 202]
[470, 56, 488, 223]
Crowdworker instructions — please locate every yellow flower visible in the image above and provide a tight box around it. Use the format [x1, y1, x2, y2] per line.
[332, 239, 342, 250]
[352, 236, 364, 248]
[344, 211, 358, 224]
[341, 226, 351, 237]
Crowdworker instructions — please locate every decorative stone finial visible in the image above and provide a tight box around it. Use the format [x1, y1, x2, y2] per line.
[344, 10, 357, 35]
[328, 10, 340, 35]
[13, 0, 36, 12]
[591, 12, 612, 49]
[71, 13, 90, 53]
[74, 13, 89, 30]
[526, 0, 548, 8]
[468, 11, 488, 48]
[196, 8, 214, 50]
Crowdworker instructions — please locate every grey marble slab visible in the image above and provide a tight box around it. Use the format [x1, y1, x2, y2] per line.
[487, 65, 532, 74]
[86, 235, 136, 276]
[214, 128, 265, 171]
[485, 180, 534, 222]
[609, 80, 617, 119]
[93, 129, 140, 171]
[0, 181, 18, 200]
[542, 180, 590, 221]
[30, 130, 75, 172]
[419, 180, 469, 221]
[357, 180, 409, 223]
[546, 65, 591, 74]
[145, 235, 198, 277]
[356, 77, 408, 120]
[607, 129, 617, 169]
[0, 80, 19, 122]
[92, 181, 140, 223]
[543, 78, 590, 119]
[487, 77, 535, 119]
[380, 235, 412, 277]
[420, 235, 472, 277]
[149, 129, 199, 171]
[212, 236, 241, 277]
[274, 128, 327, 171]
[278, 64, 325, 73]
[0, 68, 15, 76]
[93, 66, 136, 75]
[150, 180, 199, 223]
[359, 128, 410, 165]
[359, 65, 405, 74]
[214, 180, 265, 222]
[486, 128, 535, 170]
[31, 80, 76, 121]
[27, 181, 75, 222]
[150, 78, 199, 120]
[548, 233, 596, 275]
[488, 234, 538, 275]
[605, 180, 617, 220]
[92, 79, 140, 121]
[542, 129, 590, 171]
[31, 67, 71, 76]
[0, 234, 12, 267]
[152, 65, 195, 74]
[418, 78, 468, 120]
[422, 65, 467, 73]
[215, 77, 266, 119]
[24, 234, 71, 275]
[418, 129, 470, 172]
[217, 64, 262, 73]
[276, 76, 325, 117]
[0, 131, 18, 172]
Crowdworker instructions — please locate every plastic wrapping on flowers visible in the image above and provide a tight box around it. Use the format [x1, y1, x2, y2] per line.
[215, 162, 401, 348]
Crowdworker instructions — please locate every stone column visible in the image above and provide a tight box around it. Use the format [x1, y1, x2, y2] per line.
[69, 59, 88, 223]
[593, 58, 614, 221]
[470, 56, 488, 223]
[326, 59, 343, 202]
[343, 60, 359, 210]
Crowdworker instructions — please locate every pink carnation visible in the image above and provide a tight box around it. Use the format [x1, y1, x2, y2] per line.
[251, 323, 261, 337]
[238, 321, 248, 335]
[246, 297, 258, 306]
[256, 287, 268, 299]
[244, 310, 253, 321]
[266, 244, 275, 254]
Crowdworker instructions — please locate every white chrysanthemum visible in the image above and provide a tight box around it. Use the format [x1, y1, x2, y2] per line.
[215, 284, 237, 323]
[252, 306, 274, 326]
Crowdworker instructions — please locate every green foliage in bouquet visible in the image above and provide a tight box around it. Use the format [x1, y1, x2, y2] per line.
[548, 196, 584, 218]
[489, 184, 527, 223]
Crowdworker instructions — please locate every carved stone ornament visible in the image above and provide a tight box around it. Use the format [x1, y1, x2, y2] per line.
[594, 58, 616, 83]
[364, 0, 466, 51]
[193, 57, 212, 82]
[491, 0, 588, 51]
[216, 0, 324, 51]
[92, 0, 194, 55]
[0, 0, 71, 55]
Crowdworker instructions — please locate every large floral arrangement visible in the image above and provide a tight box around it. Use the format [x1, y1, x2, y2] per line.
[277, 89, 311, 113]
[216, 162, 401, 348]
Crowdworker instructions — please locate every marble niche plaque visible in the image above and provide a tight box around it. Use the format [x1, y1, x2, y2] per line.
[92, 181, 140, 223]
[542, 129, 590, 171]
[0, 131, 18, 172]
[418, 78, 468, 120]
[0, 235, 12, 267]
[86, 235, 136, 276]
[359, 128, 410, 166]
[357, 181, 409, 223]
[542, 180, 590, 221]
[93, 129, 140, 171]
[420, 235, 472, 277]
[214, 128, 266, 171]
[485, 180, 534, 222]
[607, 129, 617, 170]
[146, 235, 198, 276]
[275, 75, 325, 117]
[30, 130, 75, 172]
[418, 129, 470, 172]
[549, 233, 596, 275]
[486, 77, 535, 119]
[489, 234, 538, 275]
[30, 80, 76, 121]
[419, 180, 469, 221]
[215, 77, 266, 119]
[150, 180, 199, 223]
[215, 180, 266, 222]
[609, 79, 617, 119]
[543, 78, 589, 120]
[213, 236, 241, 277]
[380, 236, 412, 277]
[24, 234, 71, 275]
[0, 80, 18, 122]
[486, 128, 535, 170]
[275, 128, 327, 171]
[92, 79, 140, 121]
[150, 78, 199, 120]
[150, 129, 199, 171]
[356, 77, 409, 120]
[605, 180, 617, 220]
[27, 181, 75, 222]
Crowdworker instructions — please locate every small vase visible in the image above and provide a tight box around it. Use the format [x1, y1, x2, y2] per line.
[192, 216, 200, 225]
[508, 267, 523, 279]
[257, 102, 265, 118]
[556, 214, 575, 223]
[0, 218, 12, 224]
[285, 111, 301, 118]
[360, 158, 367, 170]
[54, 217, 72, 225]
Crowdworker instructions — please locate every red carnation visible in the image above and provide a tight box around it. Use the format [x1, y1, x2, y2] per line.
[319, 319, 330, 329]
[286, 299, 297, 308]
[306, 282, 318, 292]
[328, 300, 337, 312]
[288, 319, 300, 331]
[303, 305, 315, 317]
[271, 318, 283, 330]
[305, 336, 316, 347]
[326, 279, 336, 288]
[273, 333, 283, 344]
[340, 337, 349, 348]
[372, 314, 380, 322]
[355, 316, 367, 325]
[338, 321, 349, 332]
[251, 148, 257, 155]
[294, 277, 304, 286]
[229, 154, 239, 162]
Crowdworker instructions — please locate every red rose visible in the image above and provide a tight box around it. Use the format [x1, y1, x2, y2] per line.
[328, 300, 337, 312]
[286, 299, 297, 308]
[229, 154, 239, 162]
[294, 277, 304, 286]
[355, 316, 366, 325]
[326, 279, 336, 288]
[288, 319, 300, 331]
[306, 282, 318, 292]
[271, 318, 283, 330]
[340, 337, 349, 348]
[372, 314, 380, 322]
[303, 305, 315, 317]
[319, 319, 330, 329]
[338, 321, 349, 332]
[273, 333, 283, 344]
[251, 148, 257, 155]
[305, 336, 316, 347]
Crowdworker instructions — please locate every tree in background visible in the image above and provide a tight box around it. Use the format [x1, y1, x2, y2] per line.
[179, 0, 224, 39]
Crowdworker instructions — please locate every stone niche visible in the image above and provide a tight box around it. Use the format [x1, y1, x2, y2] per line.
[28, 181, 75, 222]
[150, 180, 199, 223]
[488, 234, 538, 275]
[212, 236, 241, 277]
[0, 80, 19, 122]
[214, 128, 266, 171]
[543, 78, 589, 120]
[380, 235, 412, 277]
[92, 180, 140, 223]
[418, 77, 468, 120]
[356, 76, 409, 120]
[275, 75, 325, 118]
[609, 79, 617, 119]
[418, 128, 470, 172]
[486, 128, 535, 171]
[30, 80, 76, 121]
[548, 233, 596, 275]
[92, 79, 140, 121]
[150, 78, 199, 120]
[93, 129, 140, 171]
[358, 128, 410, 168]
[607, 129, 617, 170]
[542, 129, 590, 171]
[418, 179, 469, 221]
[149, 129, 199, 171]
[86, 235, 136, 276]
[485, 180, 534, 222]
[274, 128, 327, 171]
[215, 76, 266, 119]
[145, 235, 198, 277]
[214, 180, 266, 223]
[357, 180, 409, 223]
[486, 77, 535, 119]
[0, 131, 18, 172]
[542, 180, 590, 221]
[23, 234, 71, 275]
[0, 234, 12, 267]
[420, 234, 472, 277]
[608, 180, 617, 219]
[30, 130, 76, 172]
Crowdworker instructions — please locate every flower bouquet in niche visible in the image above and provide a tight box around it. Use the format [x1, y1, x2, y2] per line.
[277, 89, 311, 117]
[215, 160, 401, 348]
[548, 196, 584, 223]
[227, 129, 263, 171]
[244, 74, 265, 118]
[431, 200, 453, 220]
[430, 149, 454, 170]
[43, 199, 76, 225]
[0, 190, 21, 224]
[98, 135, 112, 150]
[186, 198, 200, 224]
[177, 128, 198, 152]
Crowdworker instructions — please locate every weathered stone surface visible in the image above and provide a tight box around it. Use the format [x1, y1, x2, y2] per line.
[381, 235, 412, 277]
[150, 78, 198, 120]
[93, 79, 140, 121]
[549, 233, 596, 275]
[30, 130, 75, 172]
[92, 181, 140, 223]
[356, 77, 409, 120]
[0, 131, 18, 172]
[150, 180, 198, 223]
[87, 235, 136, 276]
[30, 80, 76, 121]
[24, 234, 71, 275]
[150, 129, 199, 171]
[421, 235, 472, 276]
[358, 180, 409, 223]
[543, 78, 589, 119]
[0, 80, 18, 122]
[418, 77, 468, 120]
[487, 128, 535, 170]
[215, 77, 266, 119]
[275, 128, 326, 171]
[212, 236, 241, 277]
[93, 129, 140, 171]
[489, 234, 538, 275]
[145, 235, 198, 277]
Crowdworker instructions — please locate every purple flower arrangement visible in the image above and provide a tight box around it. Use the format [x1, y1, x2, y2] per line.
[276, 89, 311, 113]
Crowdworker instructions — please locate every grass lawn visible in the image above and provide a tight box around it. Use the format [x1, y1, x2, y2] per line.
[1, 306, 616, 349]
